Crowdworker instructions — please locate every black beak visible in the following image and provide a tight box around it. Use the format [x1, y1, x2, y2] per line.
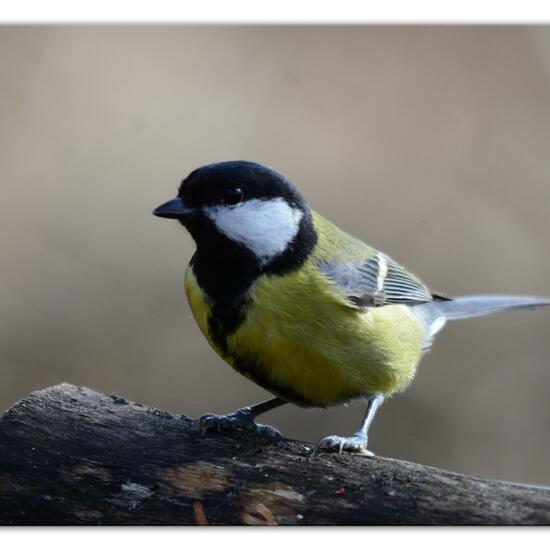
[153, 197, 195, 219]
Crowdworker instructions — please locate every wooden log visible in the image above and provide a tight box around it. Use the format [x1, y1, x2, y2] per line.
[0, 383, 549, 525]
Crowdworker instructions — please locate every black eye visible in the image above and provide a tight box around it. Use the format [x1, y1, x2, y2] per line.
[221, 187, 243, 205]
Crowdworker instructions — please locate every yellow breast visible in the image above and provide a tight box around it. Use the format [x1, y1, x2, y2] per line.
[184, 260, 426, 407]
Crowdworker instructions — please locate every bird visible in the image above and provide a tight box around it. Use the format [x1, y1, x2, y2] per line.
[153, 160, 550, 456]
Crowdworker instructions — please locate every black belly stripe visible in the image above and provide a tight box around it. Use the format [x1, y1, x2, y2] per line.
[207, 303, 247, 354]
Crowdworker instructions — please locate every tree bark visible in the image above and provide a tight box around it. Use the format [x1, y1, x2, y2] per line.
[0, 383, 549, 525]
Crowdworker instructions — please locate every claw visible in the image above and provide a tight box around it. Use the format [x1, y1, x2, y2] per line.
[199, 410, 282, 440]
[255, 423, 282, 440]
[313, 433, 374, 457]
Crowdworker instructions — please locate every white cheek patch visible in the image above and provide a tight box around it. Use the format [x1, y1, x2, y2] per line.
[204, 198, 303, 263]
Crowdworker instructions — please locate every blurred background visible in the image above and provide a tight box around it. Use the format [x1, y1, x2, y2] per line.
[1, 25, 550, 485]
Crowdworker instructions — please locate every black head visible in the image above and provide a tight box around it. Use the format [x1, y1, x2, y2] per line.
[154, 161, 315, 266]
[179, 160, 307, 211]
[154, 161, 317, 305]
[155, 161, 307, 220]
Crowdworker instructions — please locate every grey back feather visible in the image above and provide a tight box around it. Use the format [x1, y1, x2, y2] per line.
[317, 253, 433, 307]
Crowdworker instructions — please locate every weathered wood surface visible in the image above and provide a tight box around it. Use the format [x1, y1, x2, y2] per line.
[0, 383, 549, 525]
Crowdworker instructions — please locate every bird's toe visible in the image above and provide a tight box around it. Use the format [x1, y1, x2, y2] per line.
[254, 422, 282, 440]
[198, 411, 281, 439]
[313, 434, 374, 456]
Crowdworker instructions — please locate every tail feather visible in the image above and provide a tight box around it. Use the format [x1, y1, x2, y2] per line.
[412, 295, 550, 349]
[432, 295, 550, 321]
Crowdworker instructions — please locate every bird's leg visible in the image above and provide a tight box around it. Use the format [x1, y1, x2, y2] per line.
[199, 397, 286, 439]
[313, 394, 385, 456]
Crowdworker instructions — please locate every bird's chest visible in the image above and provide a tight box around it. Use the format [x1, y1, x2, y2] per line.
[185, 265, 425, 405]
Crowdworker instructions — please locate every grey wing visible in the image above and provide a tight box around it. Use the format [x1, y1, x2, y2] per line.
[317, 252, 434, 308]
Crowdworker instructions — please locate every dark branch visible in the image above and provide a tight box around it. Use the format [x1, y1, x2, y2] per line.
[0, 384, 549, 525]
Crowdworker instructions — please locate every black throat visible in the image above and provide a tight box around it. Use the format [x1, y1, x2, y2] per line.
[186, 209, 317, 352]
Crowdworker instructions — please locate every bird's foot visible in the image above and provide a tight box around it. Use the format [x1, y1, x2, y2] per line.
[313, 432, 374, 456]
[199, 408, 282, 440]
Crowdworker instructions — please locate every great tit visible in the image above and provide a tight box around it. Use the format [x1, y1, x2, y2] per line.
[154, 160, 550, 456]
